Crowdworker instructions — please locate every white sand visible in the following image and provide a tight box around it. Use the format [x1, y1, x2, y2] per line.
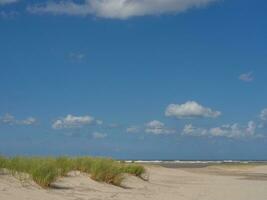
[1, 165, 267, 200]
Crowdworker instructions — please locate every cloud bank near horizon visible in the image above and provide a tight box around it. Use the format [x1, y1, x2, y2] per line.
[1, 103, 266, 140]
[183, 121, 259, 138]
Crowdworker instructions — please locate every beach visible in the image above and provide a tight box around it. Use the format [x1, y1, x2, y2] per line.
[1, 164, 267, 200]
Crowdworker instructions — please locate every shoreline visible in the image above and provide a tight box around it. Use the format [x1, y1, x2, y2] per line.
[125, 160, 267, 168]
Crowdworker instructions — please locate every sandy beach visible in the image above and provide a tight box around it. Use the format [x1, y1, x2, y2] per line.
[1, 164, 267, 200]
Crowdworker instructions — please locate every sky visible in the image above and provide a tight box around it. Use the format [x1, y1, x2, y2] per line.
[0, 0, 267, 160]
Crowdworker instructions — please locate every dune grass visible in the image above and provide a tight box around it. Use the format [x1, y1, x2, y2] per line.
[0, 156, 145, 188]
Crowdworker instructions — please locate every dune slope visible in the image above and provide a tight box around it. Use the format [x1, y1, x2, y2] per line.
[1, 165, 267, 200]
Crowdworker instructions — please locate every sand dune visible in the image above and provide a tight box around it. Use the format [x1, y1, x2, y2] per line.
[1, 165, 267, 200]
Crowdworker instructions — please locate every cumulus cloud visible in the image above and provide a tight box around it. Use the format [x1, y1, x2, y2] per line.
[246, 121, 257, 136]
[260, 108, 267, 121]
[19, 117, 37, 125]
[108, 123, 120, 128]
[239, 72, 254, 82]
[92, 131, 107, 139]
[1, 113, 15, 124]
[0, 0, 19, 5]
[0, 113, 37, 126]
[68, 52, 86, 62]
[96, 120, 103, 125]
[52, 114, 95, 129]
[0, 11, 18, 19]
[183, 121, 259, 138]
[126, 126, 140, 133]
[183, 124, 207, 136]
[165, 101, 221, 119]
[28, 0, 218, 19]
[145, 120, 174, 135]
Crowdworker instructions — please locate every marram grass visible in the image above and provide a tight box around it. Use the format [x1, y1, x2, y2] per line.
[0, 156, 145, 188]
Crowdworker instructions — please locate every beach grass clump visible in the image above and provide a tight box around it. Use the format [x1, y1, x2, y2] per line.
[90, 158, 123, 185]
[71, 157, 93, 173]
[31, 162, 59, 188]
[55, 157, 73, 176]
[3, 157, 59, 187]
[6, 157, 35, 174]
[121, 164, 145, 177]
[0, 155, 7, 169]
[0, 156, 145, 188]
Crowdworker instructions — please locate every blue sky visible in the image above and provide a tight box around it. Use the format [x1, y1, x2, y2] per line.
[0, 0, 267, 160]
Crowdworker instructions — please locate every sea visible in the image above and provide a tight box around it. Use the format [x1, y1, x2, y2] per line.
[123, 160, 267, 168]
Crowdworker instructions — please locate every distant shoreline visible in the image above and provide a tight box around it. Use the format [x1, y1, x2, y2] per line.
[124, 160, 267, 168]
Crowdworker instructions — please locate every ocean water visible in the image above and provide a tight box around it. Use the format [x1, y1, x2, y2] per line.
[124, 160, 267, 168]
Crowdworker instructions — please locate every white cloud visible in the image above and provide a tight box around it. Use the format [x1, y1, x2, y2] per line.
[1, 113, 15, 124]
[52, 114, 95, 129]
[19, 117, 37, 125]
[0, 0, 19, 5]
[126, 126, 140, 133]
[246, 121, 257, 136]
[0, 113, 37, 126]
[28, 0, 218, 19]
[258, 123, 264, 129]
[145, 120, 174, 135]
[96, 120, 103, 125]
[182, 121, 259, 138]
[183, 124, 207, 136]
[260, 108, 267, 121]
[165, 101, 221, 119]
[69, 52, 85, 62]
[92, 131, 107, 139]
[239, 72, 254, 82]
[108, 123, 120, 128]
[0, 11, 18, 19]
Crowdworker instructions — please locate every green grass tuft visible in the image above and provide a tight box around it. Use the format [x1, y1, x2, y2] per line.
[0, 155, 7, 169]
[55, 157, 72, 176]
[71, 157, 93, 173]
[90, 158, 123, 185]
[121, 164, 145, 177]
[32, 163, 58, 188]
[0, 156, 145, 188]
